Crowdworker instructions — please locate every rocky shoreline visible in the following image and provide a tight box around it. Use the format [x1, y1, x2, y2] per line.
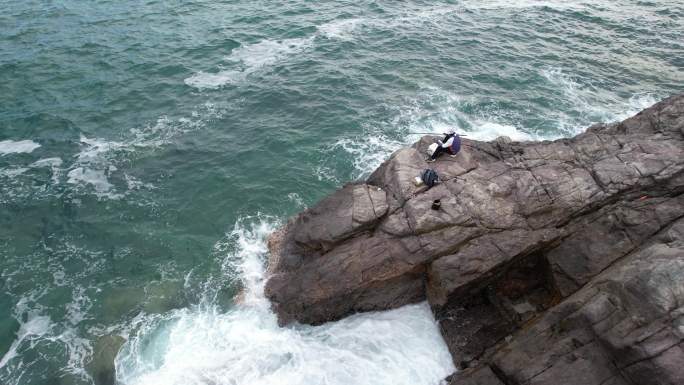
[264, 94, 684, 385]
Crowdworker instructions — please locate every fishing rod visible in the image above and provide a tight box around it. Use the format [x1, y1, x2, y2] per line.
[410, 132, 469, 137]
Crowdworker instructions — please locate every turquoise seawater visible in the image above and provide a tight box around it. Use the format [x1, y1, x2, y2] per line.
[1, 1, 682, 384]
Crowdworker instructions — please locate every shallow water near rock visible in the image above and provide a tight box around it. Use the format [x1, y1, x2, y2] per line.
[0, 1, 682, 384]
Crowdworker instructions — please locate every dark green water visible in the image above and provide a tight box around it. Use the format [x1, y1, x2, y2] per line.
[1, 1, 682, 384]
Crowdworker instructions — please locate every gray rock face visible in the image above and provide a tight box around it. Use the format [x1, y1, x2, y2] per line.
[481, 218, 684, 385]
[446, 366, 504, 385]
[267, 183, 389, 274]
[264, 94, 684, 383]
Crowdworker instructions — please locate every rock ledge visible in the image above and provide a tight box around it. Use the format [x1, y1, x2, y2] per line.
[266, 94, 684, 385]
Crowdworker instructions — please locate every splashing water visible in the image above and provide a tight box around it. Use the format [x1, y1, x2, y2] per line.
[114, 218, 455, 385]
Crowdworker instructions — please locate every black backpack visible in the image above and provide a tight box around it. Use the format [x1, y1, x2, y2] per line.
[421, 169, 439, 188]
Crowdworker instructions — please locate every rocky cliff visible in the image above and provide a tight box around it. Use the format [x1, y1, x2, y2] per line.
[264, 94, 684, 385]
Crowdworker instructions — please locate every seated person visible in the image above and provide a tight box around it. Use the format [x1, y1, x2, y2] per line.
[429, 129, 461, 161]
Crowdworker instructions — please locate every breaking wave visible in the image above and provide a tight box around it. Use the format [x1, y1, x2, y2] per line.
[114, 218, 455, 385]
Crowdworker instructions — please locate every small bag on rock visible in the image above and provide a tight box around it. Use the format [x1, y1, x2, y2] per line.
[421, 169, 439, 188]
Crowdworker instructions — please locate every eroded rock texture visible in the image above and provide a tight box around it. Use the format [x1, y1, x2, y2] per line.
[265, 94, 684, 384]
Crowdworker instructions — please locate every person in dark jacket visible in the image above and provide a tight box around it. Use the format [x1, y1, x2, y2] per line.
[429, 129, 461, 161]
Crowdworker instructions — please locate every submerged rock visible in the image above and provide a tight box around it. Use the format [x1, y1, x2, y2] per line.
[86, 334, 125, 385]
[265, 94, 684, 384]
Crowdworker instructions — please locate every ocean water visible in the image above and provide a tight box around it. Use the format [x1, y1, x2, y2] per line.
[0, 1, 682, 384]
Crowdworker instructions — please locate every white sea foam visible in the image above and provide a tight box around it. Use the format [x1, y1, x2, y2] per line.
[0, 312, 52, 370]
[184, 9, 450, 90]
[232, 38, 314, 70]
[399, 89, 535, 142]
[0, 158, 63, 203]
[64, 136, 124, 198]
[464, 121, 534, 142]
[333, 135, 405, 178]
[115, 218, 455, 385]
[0, 140, 41, 155]
[0, 167, 29, 178]
[313, 165, 341, 184]
[186, 17, 368, 89]
[187, 2, 575, 90]
[125, 174, 156, 191]
[335, 78, 658, 178]
[286, 192, 306, 208]
[75, 135, 125, 164]
[67, 167, 120, 198]
[62, 103, 223, 199]
[59, 329, 94, 381]
[613, 93, 659, 122]
[184, 70, 244, 89]
[541, 67, 659, 135]
[333, 87, 536, 178]
[30, 157, 64, 184]
[0, 262, 100, 383]
[65, 286, 92, 326]
[53, 268, 67, 286]
[318, 18, 363, 40]
[30, 157, 63, 167]
[459, 0, 582, 11]
[185, 37, 314, 89]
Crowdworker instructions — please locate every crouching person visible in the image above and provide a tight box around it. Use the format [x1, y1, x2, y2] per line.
[428, 129, 461, 161]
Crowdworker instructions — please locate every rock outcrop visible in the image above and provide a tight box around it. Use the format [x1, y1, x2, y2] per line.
[265, 94, 684, 384]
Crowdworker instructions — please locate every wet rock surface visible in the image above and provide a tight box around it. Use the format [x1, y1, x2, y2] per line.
[265, 94, 684, 384]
